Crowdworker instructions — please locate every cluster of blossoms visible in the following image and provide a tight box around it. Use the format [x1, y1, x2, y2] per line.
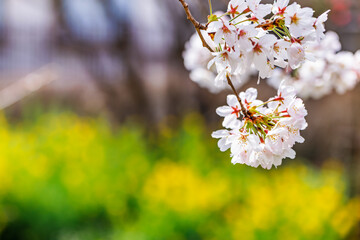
[205, 0, 329, 86]
[183, 29, 251, 93]
[179, 0, 334, 169]
[212, 82, 307, 169]
[268, 31, 360, 99]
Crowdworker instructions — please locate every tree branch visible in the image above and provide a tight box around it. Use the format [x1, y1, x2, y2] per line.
[226, 75, 249, 117]
[178, 0, 214, 52]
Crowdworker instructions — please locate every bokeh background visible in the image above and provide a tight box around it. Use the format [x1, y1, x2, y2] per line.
[0, 0, 359, 239]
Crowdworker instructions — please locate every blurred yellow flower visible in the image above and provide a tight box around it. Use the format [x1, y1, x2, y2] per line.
[0, 112, 357, 239]
[143, 161, 231, 214]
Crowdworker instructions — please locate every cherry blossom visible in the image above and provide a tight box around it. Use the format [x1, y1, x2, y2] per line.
[177, 0, 337, 169]
[268, 31, 360, 99]
[212, 82, 308, 169]
[313, 10, 330, 41]
[198, 0, 330, 85]
[284, 3, 314, 38]
[183, 31, 249, 93]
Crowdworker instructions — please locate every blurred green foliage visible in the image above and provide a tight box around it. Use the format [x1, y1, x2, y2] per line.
[0, 111, 358, 240]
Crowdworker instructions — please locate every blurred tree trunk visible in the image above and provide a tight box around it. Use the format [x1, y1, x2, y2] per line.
[52, 0, 151, 124]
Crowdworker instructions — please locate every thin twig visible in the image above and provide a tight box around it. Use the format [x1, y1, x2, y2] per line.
[178, 0, 214, 52]
[195, 28, 214, 52]
[226, 75, 249, 117]
[208, 0, 213, 15]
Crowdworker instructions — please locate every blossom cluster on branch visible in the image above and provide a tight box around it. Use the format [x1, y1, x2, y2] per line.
[212, 82, 307, 169]
[178, 0, 356, 169]
[268, 31, 360, 99]
[183, 29, 252, 93]
[206, 0, 329, 84]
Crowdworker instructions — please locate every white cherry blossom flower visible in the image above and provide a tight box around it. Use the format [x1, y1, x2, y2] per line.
[287, 42, 305, 69]
[246, 0, 272, 23]
[248, 34, 277, 78]
[216, 94, 243, 128]
[235, 24, 258, 52]
[207, 49, 240, 86]
[228, 0, 248, 18]
[212, 129, 236, 152]
[208, 20, 237, 47]
[284, 3, 314, 38]
[272, 0, 289, 15]
[313, 10, 330, 42]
